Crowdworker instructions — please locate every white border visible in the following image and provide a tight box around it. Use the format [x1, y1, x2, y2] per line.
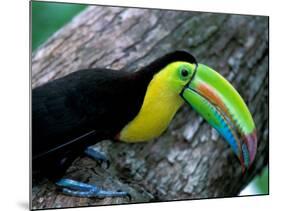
[1, 0, 279, 211]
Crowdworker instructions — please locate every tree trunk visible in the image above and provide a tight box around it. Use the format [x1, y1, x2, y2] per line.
[31, 6, 269, 210]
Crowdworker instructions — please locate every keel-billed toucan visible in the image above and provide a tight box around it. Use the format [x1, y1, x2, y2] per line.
[32, 50, 257, 198]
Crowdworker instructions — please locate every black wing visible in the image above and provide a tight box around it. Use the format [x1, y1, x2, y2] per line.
[32, 68, 145, 179]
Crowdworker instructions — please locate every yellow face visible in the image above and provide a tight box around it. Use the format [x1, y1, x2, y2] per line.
[160, 62, 196, 94]
[118, 62, 196, 142]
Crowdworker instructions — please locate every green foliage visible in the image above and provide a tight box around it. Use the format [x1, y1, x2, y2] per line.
[254, 166, 269, 194]
[32, 1, 87, 51]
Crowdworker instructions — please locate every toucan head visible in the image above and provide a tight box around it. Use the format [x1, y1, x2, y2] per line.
[156, 51, 257, 169]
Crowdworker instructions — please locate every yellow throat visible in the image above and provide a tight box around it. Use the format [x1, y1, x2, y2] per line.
[119, 64, 184, 143]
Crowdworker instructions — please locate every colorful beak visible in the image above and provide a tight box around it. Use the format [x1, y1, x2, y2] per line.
[180, 64, 257, 169]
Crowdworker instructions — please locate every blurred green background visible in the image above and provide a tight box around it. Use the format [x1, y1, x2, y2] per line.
[32, 1, 86, 50]
[31, 1, 268, 195]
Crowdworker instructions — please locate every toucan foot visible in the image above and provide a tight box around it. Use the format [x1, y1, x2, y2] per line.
[84, 146, 110, 168]
[56, 179, 129, 198]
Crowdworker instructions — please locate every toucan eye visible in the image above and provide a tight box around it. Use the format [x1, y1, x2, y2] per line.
[181, 68, 189, 77]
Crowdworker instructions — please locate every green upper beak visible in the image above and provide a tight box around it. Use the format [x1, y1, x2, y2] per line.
[180, 64, 257, 169]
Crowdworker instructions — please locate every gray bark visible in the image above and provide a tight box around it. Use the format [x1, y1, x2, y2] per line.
[31, 6, 269, 210]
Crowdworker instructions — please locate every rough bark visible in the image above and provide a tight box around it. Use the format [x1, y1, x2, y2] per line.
[31, 6, 269, 210]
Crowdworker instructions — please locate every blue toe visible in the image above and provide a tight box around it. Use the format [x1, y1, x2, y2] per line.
[56, 178, 129, 198]
[84, 146, 108, 162]
[56, 179, 97, 191]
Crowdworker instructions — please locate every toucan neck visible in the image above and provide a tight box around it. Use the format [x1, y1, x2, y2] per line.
[119, 69, 184, 142]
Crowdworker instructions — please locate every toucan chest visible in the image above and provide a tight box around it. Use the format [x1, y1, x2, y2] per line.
[118, 77, 184, 142]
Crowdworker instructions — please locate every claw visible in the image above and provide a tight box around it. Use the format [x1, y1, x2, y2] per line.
[56, 179, 129, 198]
[84, 146, 110, 169]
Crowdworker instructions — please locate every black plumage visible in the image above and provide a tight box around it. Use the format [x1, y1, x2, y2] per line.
[32, 50, 197, 181]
